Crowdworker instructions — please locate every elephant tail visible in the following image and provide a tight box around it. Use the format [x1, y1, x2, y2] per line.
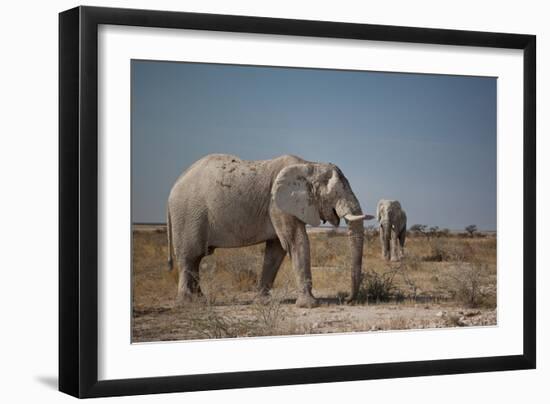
[167, 208, 174, 272]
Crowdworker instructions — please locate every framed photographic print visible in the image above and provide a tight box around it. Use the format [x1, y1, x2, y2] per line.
[59, 6, 536, 398]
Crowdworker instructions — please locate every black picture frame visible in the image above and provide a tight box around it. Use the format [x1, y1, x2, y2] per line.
[59, 5, 536, 398]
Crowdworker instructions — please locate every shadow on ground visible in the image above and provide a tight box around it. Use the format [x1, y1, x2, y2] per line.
[35, 375, 58, 390]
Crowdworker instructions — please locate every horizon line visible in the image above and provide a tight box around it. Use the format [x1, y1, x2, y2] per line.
[132, 222, 497, 232]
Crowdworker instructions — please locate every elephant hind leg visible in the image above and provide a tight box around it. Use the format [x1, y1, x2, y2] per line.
[398, 230, 406, 259]
[172, 218, 209, 306]
[259, 239, 286, 296]
[175, 255, 204, 306]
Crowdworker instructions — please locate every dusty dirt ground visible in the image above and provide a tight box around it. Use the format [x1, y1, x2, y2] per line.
[132, 225, 497, 342]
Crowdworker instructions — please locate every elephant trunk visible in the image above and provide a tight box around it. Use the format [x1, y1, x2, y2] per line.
[335, 199, 365, 302]
[347, 221, 364, 302]
[380, 219, 391, 239]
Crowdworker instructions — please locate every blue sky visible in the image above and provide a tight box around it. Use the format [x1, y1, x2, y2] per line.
[132, 60, 496, 230]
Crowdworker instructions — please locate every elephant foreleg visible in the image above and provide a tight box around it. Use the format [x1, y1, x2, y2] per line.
[380, 225, 390, 260]
[259, 239, 287, 296]
[288, 228, 318, 308]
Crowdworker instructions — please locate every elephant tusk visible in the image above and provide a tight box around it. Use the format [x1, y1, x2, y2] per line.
[344, 214, 375, 222]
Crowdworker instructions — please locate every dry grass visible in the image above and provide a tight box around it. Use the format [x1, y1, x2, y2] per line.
[132, 225, 497, 342]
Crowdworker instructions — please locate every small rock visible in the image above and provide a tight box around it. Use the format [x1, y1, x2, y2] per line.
[465, 310, 481, 317]
[436, 311, 446, 317]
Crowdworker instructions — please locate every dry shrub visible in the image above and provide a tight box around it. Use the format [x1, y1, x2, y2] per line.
[180, 304, 257, 339]
[251, 279, 295, 334]
[356, 269, 396, 304]
[394, 261, 420, 299]
[254, 300, 292, 335]
[445, 261, 493, 308]
[178, 282, 294, 339]
[252, 300, 284, 334]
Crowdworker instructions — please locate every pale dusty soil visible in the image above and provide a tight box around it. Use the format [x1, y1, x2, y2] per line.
[133, 300, 496, 343]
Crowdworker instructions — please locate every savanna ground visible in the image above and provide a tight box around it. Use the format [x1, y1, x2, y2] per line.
[132, 225, 496, 342]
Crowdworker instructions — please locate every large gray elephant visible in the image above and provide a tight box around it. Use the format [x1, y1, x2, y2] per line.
[167, 154, 374, 308]
[376, 199, 407, 261]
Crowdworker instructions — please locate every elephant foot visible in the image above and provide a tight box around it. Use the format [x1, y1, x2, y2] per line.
[345, 292, 359, 304]
[255, 291, 272, 305]
[295, 293, 318, 308]
[174, 291, 205, 307]
[390, 256, 400, 262]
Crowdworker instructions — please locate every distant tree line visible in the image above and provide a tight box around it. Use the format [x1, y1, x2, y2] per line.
[363, 223, 487, 239]
[407, 224, 482, 238]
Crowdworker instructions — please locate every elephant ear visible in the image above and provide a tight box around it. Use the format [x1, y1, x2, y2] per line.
[272, 164, 321, 227]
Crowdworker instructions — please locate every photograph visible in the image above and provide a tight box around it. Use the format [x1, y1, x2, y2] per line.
[131, 59, 497, 343]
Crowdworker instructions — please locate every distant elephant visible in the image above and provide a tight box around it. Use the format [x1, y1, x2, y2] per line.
[167, 154, 374, 308]
[376, 199, 407, 261]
